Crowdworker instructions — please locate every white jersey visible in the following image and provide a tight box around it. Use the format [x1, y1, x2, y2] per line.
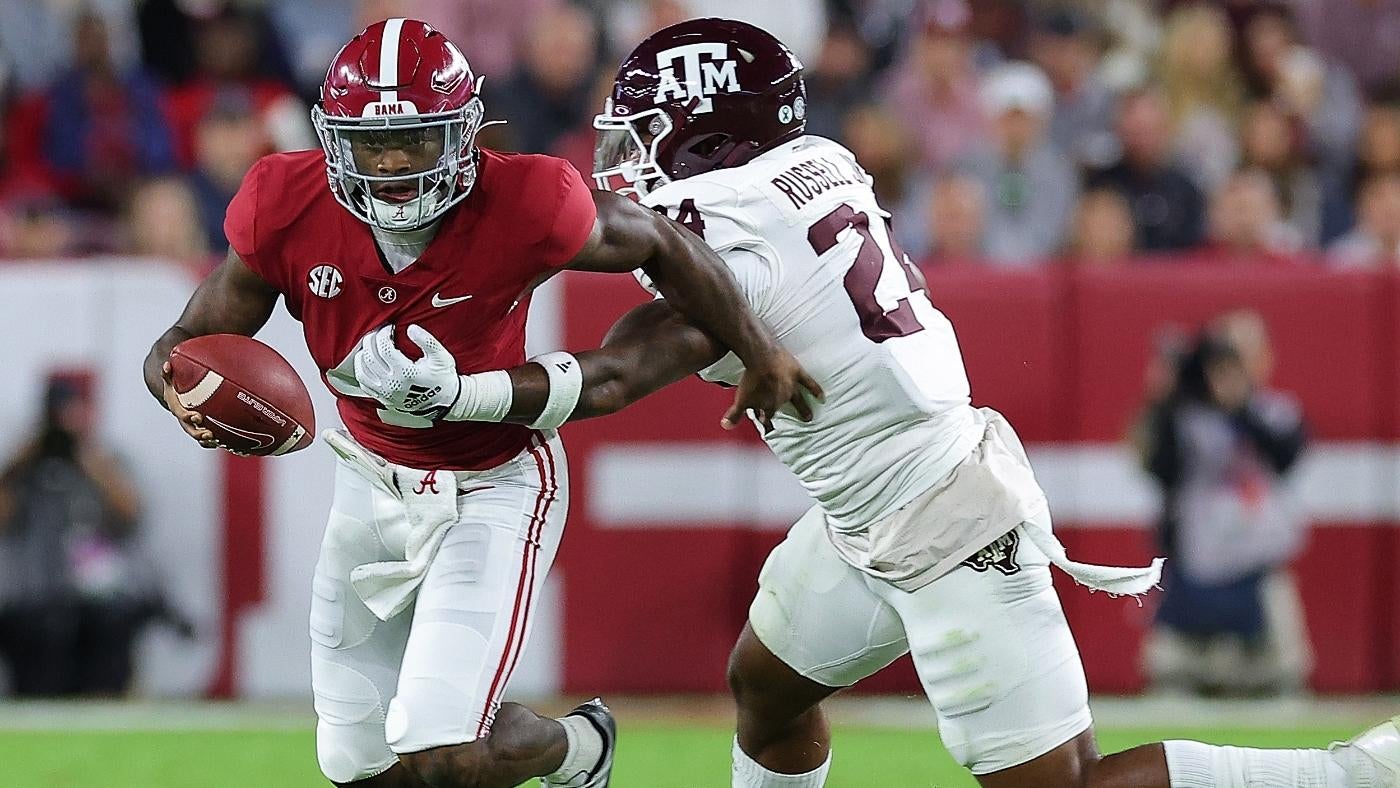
[641, 135, 984, 532]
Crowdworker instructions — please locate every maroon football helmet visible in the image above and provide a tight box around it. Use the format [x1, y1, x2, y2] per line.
[312, 18, 486, 230]
[593, 18, 806, 196]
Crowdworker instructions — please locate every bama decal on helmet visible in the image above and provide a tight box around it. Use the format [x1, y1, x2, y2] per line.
[654, 43, 741, 113]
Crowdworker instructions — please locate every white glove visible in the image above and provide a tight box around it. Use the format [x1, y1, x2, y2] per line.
[353, 324, 461, 418]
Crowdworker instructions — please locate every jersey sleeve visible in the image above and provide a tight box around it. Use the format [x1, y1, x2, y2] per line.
[224, 157, 279, 288]
[533, 160, 598, 269]
[640, 182, 776, 384]
[695, 246, 777, 385]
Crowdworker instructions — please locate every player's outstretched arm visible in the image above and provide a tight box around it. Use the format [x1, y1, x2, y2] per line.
[568, 191, 821, 430]
[505, 300, 727, 423]
[142, 250, 279, 444]
[348, 303, 729, 430]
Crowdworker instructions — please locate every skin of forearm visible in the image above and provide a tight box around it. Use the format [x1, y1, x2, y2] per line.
[503, 353, 632, 424]
[144, 326, 195, 404]
[496, 301, 724, 426]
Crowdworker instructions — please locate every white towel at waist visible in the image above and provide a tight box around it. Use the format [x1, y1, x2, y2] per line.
[1018, 520, 1165, 597]
[323, 429, 459, 620]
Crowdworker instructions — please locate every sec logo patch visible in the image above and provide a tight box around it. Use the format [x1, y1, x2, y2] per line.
[308, 265, 343, 299]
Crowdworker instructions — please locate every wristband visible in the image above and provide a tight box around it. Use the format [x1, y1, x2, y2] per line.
[444, 370, 514, 422]
[527, 352, 583, 430]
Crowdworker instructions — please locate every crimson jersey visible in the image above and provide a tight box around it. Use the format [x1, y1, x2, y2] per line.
[225, 148, 596, 469]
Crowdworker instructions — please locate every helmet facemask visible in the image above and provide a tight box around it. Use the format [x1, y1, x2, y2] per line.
[592, 102, 673, 198]
[313, 90, 484, 231]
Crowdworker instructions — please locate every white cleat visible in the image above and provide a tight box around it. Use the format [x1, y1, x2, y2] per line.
[1333, 715, 1400, 786]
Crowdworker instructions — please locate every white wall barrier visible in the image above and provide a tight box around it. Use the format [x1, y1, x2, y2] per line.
[0, 260, 565, 698]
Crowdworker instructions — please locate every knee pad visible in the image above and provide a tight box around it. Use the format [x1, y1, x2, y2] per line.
[317, 720, 397, 784]
[386, 674, 481, 754]
[312, 656, 396, 783]
[387, 618, 494, 754]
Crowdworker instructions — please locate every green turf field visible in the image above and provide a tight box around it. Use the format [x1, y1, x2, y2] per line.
[4, 724, 1356, 787]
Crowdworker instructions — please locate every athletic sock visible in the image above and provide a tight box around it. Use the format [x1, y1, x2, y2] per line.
[1164, 739, 1364, 788]
[544, 715, 604, 787]
[732, 737, 831, 788]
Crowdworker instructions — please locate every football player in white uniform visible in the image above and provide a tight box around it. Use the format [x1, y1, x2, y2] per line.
[355, 17, 1400, 788]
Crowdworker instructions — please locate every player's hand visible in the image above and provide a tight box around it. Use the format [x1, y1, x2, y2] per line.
[353, 324, 461, 418]
[722, 347, 824, 432]
[161, 361, 219, 449]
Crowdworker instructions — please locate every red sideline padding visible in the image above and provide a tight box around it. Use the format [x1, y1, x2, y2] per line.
[210, 453, 265, 699]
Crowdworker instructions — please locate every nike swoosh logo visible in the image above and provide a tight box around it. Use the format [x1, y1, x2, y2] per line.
[432, 293, 473, 308]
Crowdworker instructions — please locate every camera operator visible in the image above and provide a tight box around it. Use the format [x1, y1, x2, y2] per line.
[0, 372, 191, 696]
[1137, 310, 1313, 696]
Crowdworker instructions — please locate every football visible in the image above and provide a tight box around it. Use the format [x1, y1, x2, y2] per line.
[169, 334, 315, 456]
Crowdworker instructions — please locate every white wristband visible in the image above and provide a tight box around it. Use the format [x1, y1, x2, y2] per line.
[444, 370, 514, 422]
[527, 352, 583, 430]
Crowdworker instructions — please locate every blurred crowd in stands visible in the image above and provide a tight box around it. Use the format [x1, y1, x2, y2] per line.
[4, 0, 1400, 270]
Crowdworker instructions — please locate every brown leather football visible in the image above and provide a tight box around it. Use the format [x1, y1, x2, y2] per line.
[169, 334, 315, 456]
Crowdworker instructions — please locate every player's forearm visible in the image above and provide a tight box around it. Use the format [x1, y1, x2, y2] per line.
[144, 254, 279, 405]
[440, 302, 721, 427]
[641, 224, 780, 369]
[499, 302, 722, 424]
[144, 325, 194, 404]
[502, 353, 633, 424]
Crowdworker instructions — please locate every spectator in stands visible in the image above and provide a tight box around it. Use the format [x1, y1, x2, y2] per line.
[125, 177, 210, 267]
[0, 373, 190, 697]
[802, 22, 876, 141]
[1138, 311, 1312, 697]
[1294, 0, 1400, 96]
[0, 0, 140, 93]
[1240, 5, 1362, 180]
[161, 6, 313, 170]
[268, 0, 359, 99]
[1329, 172, 1400, 268]
[366, 0, 559, 86]
[1088, 89, 1206, 251]
[841, 103, 930, 257]
[1204, 168, 1303, 263]
[0, 198, 78, 260]
[547, 69, 621, 181]
[682, 0, 829, 66]
[1342, 98, 1400, 225]
[1069, 187, 1135, 267]
[598, 0, 692, 64]
[187, 91, 267, 253]
[1028, 7, 1118, 170]
[881, 0, 989, 171]
[138, 0, 297, 93]
[491, 4, 601, 156]
[0, 67, 70, 260]
[41, 12, 175, 215]
[1157, 4, 1244, 195]
[922, 172, 986, 266]
[1237, 100, 1329, 247]
[961, 62, 1077, 266]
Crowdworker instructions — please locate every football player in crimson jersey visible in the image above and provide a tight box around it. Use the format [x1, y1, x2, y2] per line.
[141, 18, 818, 788]
[371, 18, 1400, 788]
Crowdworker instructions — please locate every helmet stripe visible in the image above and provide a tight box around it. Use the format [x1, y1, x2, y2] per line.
[378, 17, 406, 103]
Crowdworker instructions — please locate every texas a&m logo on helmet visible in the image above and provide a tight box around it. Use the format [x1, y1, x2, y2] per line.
[653, 42, 742, 113]
[593, 18, 805, 196]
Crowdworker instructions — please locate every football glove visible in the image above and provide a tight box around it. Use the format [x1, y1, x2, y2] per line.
[353, 324, 461, 418]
